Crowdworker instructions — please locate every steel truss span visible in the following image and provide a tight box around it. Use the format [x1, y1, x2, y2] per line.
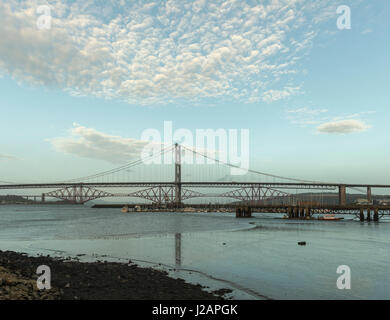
[3, 182, 390, 189]
[1, 182, 390, 204]
[1, 145, 390, 205]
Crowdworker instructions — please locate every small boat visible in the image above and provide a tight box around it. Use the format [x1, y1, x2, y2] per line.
[121, 205, 129, 213]
[318, 214, 344, 221]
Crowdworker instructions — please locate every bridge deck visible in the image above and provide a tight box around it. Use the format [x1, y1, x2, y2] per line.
[2, 182, 390, 189]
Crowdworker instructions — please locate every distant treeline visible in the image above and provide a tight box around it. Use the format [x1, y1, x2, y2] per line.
[0, 195, 33, 204]
[0, 195, 73, 205]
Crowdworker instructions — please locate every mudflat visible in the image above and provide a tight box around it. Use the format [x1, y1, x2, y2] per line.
[0, 250, 229, 300]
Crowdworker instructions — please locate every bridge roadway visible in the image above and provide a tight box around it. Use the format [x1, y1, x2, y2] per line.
[2, 182, 390, 206]
[2, 181, 390, 189]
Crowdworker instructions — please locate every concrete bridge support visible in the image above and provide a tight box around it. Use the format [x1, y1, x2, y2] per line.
[288, 206, 293, 219]
[174, 143, 182, 207]
[367, 187, 372, 203]
[339, 185, 346, 206]
[367, 209, 371, 222]
[293, 207, 298, 218]
[359, 209, 365, 222]
[374, 208, 379, 222]
[236, 206, 252, 218]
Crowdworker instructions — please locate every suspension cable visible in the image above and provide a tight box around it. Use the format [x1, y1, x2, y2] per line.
[182, 145, 332, 184]
[183, 146, 371, 197]
[59, 144, 174, 183]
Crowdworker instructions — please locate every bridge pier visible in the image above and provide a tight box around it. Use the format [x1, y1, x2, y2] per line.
[359, 209, 364, 222]
[339, 185, 346, 206]
[288, 206, 293, 219]
[367, 209, 371, 222]
[236, 206, 252, 218]
[374, 208, 379, 222]
[174, 143, 182, 208]
[367, 187, 372, 204]
[286, 206, 311, 220]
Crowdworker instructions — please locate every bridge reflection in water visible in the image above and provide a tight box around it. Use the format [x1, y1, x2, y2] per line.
[175, 233, 181, 266]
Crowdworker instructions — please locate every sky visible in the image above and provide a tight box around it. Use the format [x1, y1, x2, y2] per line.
[0, 0, 389, 185]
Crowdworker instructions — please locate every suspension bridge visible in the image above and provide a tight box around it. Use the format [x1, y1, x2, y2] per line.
[1, 144, 389, 220]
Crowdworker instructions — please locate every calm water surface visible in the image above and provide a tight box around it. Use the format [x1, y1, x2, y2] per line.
[0, 205, 389, 300]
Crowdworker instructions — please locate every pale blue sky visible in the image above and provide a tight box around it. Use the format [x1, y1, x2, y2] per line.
[0, 0, 389, 184]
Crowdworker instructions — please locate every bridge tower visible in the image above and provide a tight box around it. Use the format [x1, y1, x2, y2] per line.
[367, 186, 372, 203]
[174, 143, 182, 207]
[339, 185, 346, 206]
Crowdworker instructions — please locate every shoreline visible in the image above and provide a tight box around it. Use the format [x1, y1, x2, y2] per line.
[0, 250, 231, 300]
[0, 220, 263, 300]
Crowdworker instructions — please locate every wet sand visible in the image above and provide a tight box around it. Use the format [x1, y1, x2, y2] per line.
[0, 250, 230, 300]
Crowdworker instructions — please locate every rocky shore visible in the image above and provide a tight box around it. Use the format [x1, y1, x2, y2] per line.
[0, 250, 229, 300]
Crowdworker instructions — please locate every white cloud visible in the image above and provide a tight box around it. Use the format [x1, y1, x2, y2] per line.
[0, 154, 17, 160]
[49, 124, 226, 164]
[50, 125, 152, 164]
[317, 119, 370, 134]
[0, 0, 346, 105]
[262, 87, 301, 103]
[285, 107, 329, 126]
[286, 108, 375, 130]
[287, 107, 329, 115]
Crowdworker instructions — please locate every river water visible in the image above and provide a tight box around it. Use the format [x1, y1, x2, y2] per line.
[0, 205, 389, 300]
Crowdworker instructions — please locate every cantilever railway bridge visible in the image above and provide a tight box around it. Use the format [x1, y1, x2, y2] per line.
[1, 144, 389, 219]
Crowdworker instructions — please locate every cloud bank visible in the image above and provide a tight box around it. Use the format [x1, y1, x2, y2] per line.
[0, 0, 344, 105]
[317, 119, 370, 134]
[285, 107, 374, 134]
[50, 125, 150, 164]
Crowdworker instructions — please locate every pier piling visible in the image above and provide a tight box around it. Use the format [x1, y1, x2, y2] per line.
[294, 207, 299, 218]
[374, 208, 379, 222]
[236, 206, 252, 218]
[367, 209, 371, 222]
[359, 209, 364, 222]
[288, 207, 293, 219]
